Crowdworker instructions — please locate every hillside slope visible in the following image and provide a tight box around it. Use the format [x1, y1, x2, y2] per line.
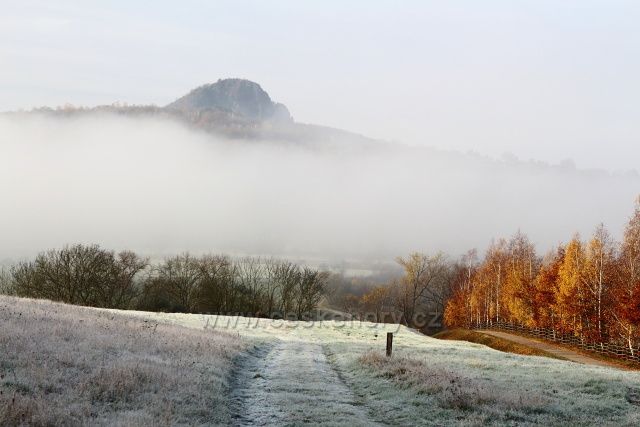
[3, 296, 640, 425]
[0, 296, 244, 426]
[8, 78, 375, 145]
[124, 308, 640, 426]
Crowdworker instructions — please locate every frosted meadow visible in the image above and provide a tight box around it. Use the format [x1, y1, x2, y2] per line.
[118, 308, 640, 425]
[3, 296, 637, 426]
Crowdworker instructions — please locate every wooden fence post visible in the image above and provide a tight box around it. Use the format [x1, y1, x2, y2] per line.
[386, 332, 393, 357]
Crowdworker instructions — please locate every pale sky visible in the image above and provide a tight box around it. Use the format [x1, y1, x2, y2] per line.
[2, 0, 639, 171]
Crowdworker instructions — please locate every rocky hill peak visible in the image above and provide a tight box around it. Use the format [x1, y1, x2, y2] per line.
[166, 78, 291, 122]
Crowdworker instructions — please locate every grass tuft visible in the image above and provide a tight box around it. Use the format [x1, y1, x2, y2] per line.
[358, 350, 549, 412]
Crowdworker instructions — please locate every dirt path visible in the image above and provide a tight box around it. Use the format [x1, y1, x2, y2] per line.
[229, 340, 381, 426]
[477, 330, 627, 369]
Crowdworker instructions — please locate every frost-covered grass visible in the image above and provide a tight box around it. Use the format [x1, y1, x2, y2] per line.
[126, 310, 640, 426]
[329, 327, 639, 425]
[0, 296, 243, 426]
[4, 298, 639, 426]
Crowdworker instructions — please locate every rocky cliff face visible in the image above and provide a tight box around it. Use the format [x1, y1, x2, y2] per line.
[166, 78, 292, 123]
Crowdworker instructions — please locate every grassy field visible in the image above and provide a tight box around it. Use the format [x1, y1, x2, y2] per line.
[0, 296, 243, 426]
[3, 296, 640, 426]
[125, 309, 640, 425]
[434, 329, 563, 359]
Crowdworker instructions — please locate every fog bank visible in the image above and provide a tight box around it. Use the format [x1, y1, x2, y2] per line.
[1, 114, 638, 262]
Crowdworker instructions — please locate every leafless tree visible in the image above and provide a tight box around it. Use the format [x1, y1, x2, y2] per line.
[295, 268, 328, 319]
[395, 252, 450, 326]
[195, 254, 236, 313]
[144, 253, 201, 312]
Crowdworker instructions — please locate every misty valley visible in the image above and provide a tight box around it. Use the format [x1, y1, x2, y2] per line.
[2, 80, 639, 262]
[2, 78, 640, 426]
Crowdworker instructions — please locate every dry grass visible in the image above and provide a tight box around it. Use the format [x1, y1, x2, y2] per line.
[0, 296, 243, 426]
[358, 351, 549, 414]
[434, 329, 563, 359]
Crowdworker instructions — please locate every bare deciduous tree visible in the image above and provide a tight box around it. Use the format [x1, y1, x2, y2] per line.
[395, 252, 450, 326]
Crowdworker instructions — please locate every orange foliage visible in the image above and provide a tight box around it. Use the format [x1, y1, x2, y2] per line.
[444, 197, 640, 351]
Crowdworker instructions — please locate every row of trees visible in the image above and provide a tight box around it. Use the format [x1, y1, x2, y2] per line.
[138, 253, 326, 318]
[445, 198, 640, 353]
[4, 245, 327, 319]
[10, 245, 148, 309]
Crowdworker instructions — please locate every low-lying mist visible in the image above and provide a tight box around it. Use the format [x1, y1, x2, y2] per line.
[1, 113, 638, 264]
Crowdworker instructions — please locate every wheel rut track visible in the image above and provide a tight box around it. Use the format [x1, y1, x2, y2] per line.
[229, 340, 382, 426]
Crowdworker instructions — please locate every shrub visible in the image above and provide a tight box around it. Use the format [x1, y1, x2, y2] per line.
[11, 244, 148, 309]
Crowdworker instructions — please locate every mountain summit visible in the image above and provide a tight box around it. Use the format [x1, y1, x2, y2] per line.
[166, 78, 292, 122]
[12, 78, 371, 144]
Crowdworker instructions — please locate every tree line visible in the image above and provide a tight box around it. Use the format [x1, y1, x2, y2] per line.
[5, 198, 638, 338]
[3, 246, 327, 319]
[445, 198, 640, 354]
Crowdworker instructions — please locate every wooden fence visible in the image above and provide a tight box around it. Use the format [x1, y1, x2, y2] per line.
[471, 321, 640, 365]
